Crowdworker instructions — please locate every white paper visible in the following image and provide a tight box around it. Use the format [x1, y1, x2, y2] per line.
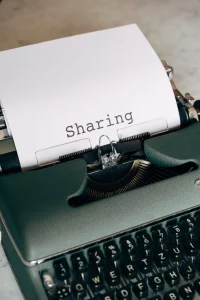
[0, 24, 180, 170]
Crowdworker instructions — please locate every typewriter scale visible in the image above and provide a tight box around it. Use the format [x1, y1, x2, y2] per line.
[1, 61, 200, 300]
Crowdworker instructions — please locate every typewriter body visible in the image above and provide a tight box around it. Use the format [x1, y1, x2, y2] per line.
[1, 59, 200, 300]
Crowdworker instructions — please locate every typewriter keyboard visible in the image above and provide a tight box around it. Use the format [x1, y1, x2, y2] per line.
[39, 209, 200, 300]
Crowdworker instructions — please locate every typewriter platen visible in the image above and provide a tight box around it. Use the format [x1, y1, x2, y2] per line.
[1, 62, 200, 300]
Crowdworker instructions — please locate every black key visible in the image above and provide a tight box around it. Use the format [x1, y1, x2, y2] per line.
[164, 290, 179, 300]
[194, 279, 200, 294]
[104, 241, 120, 259]
[53, 258, 70, 281]
[71, 275, 87, 297]
[120, 259, 137, 279]
[138, 256, 152, 273]
[148, 296, 162, 300]
[151, 227, 167, 242]
[55, 286, 71, 299]
[105, 260, 121, 286]
[170, 245, 184, 261]
[167, 222, 183, 238]
[88, 264, 104, 292]
[71, 252, 87, 271]
[152, 229, 168, 250]
[179, 283, 195, 299]
[180, 262, 196, 281]
[180, 216, 196, 235]
[88, 247, 104, 266]
[148, 273, 164, 292]
[120, 235, 137, 255]
[180, 216, 196, 234]
[183, 238, 198, 256]
[116, 286, 132, 300]
[154, 249, 169, 267]
[132, 280, 148, 298]
[137, 232, 152, 250]
[100, 293, 114, 300]
[165, 268, 180, 287]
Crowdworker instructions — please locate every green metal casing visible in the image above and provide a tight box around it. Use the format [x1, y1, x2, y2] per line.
[1, 122, 200, 299]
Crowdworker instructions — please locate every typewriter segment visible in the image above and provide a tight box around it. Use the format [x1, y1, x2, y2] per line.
[69, 160, 196, 207]
[39, 208, 200, 300]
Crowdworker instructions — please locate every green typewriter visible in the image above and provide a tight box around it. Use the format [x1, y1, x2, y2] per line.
[1, 25, 200, 300]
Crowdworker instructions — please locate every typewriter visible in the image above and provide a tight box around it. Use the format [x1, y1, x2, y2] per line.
[1, 57, 200, 300]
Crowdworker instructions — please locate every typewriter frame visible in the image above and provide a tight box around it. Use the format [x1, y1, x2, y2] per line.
[1, 122, 200, 299]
